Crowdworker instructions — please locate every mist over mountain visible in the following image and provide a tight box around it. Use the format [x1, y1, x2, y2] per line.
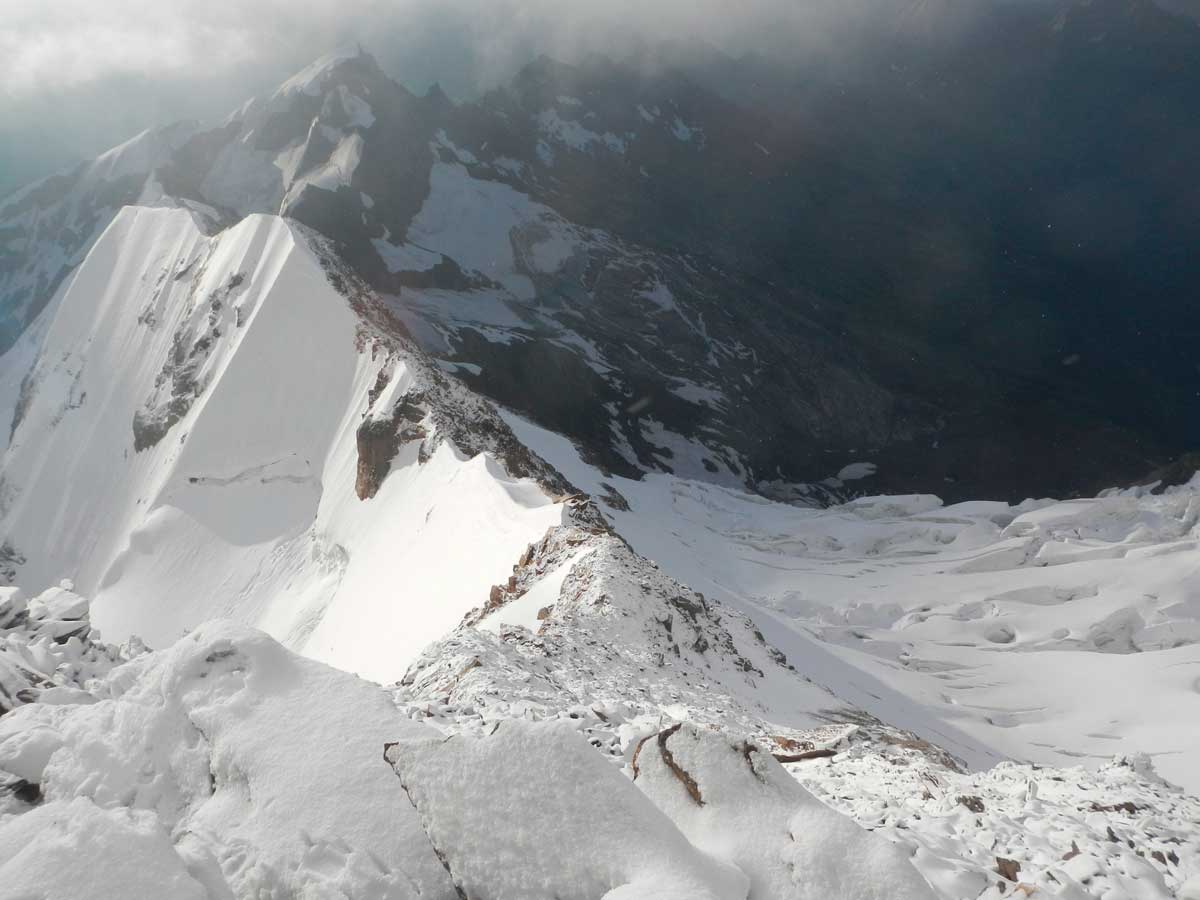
[6, 0, 1196, 194]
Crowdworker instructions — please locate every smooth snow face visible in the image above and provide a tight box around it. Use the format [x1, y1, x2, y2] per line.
[502, 412, 1200, 793]
[0, 206, 562, 683]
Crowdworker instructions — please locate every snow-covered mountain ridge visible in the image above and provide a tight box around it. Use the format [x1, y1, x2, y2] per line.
[6, 36, 1194, 502]
[0, 181, 1198, 896]
[0, 204, 584, 683]
[0, 37, 1199, 900]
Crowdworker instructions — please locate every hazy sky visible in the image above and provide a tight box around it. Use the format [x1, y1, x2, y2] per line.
[0, 0, 954, 196]
[0, 0, 865, 188]
[2, 0, 1197, 198]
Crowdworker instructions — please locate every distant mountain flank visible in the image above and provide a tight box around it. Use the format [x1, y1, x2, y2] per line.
[2, 0, 1198, 502]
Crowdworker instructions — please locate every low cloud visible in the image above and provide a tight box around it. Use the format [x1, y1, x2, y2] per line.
[0, 0, 937, 100]
[0, 0, 1037, 195]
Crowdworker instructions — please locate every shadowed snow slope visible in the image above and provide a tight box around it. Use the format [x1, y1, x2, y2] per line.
[0, 206, 562, 682]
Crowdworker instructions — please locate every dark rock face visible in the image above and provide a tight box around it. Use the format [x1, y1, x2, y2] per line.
[354, 392, 429, 500]
[6, 6, 1200, 501]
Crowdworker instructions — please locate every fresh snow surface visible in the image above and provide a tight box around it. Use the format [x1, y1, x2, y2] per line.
[387, 721, 750, 899]
[632, 725, 936, 900]
[0, 583, 132, 715]
[793, 737, 1200, 900]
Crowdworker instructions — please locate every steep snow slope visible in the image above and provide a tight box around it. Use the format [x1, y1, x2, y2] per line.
[0, 206, 563, 682]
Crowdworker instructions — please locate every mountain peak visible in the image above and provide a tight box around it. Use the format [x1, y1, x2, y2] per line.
[275, 42, 385, 98]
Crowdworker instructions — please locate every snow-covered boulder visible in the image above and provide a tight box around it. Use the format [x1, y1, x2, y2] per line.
[385, 719, 750, 900]
[631, 724, 936, 900]
[0, 797, 210, 900]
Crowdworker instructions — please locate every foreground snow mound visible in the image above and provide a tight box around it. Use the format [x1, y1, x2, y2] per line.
[0, 797, 208, 900]
[631, 724, 935, 900]
[386, 720, 750, 900]
[0, 592, 1195, 899]
[0, 621, 455, 898]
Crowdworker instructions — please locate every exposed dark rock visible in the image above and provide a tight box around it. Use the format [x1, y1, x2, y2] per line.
[354, 391, 429, 500]
[995, 857, 1021, 882]
[957, 795, 986, 814]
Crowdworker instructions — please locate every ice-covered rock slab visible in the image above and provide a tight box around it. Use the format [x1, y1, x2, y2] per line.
[632, 724, 936, 900]
[385, 719, 750, 900]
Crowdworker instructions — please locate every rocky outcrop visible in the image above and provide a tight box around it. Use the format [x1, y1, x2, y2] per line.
[132, 263, 248, 452]
[394, 523, 831, 751]
[354, 390, 428, 500]
[309, 228, 608, 526]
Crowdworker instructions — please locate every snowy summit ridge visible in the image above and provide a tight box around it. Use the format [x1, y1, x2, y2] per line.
[0, 41, 1198, 900]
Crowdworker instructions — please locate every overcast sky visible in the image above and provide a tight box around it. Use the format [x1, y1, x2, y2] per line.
[3, 0, 1197, 198]
[0, 0, 874, 196]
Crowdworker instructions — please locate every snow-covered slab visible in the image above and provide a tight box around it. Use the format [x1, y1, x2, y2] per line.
[386, 720, 748, 899]
[632, 724, 936, 900]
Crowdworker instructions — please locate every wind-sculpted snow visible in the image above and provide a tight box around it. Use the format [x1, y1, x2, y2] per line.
[0, 584, 134, 717]
[0, 596, 940, 900]
[631, 725, 936, 900]
[5, 592, 1186, 900]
